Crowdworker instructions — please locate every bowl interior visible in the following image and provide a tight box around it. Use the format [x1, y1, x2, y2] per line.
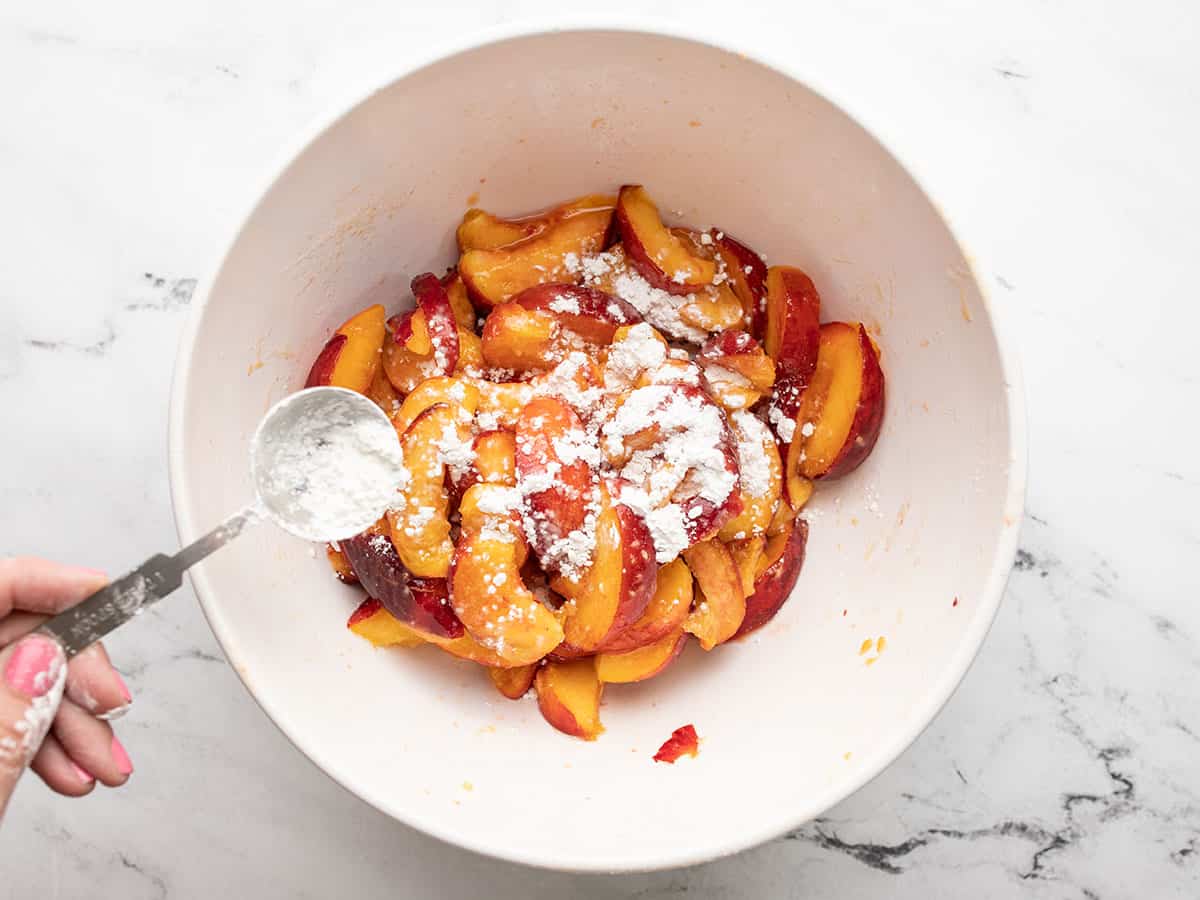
[171, 28, 1021, 871]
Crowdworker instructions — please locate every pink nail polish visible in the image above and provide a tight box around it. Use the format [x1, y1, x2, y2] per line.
[4, 634, 64, 698]
[113, 671, 132, 705]
[71, 760, 94, 784]
[111, 735, 133, 776]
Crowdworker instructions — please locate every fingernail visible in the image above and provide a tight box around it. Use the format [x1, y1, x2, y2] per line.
[111, 735, 133, 776]
[4, 634, 65, 699]
[113, 671, 132, 705]
[71, 760, 94, 785]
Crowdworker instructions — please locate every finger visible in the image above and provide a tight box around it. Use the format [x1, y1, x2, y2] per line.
[0, 634, 67, 818]
[64, 644, 132, 720]
[0, 557, 107, 618]
[50, 698, 131, 787]
[29, 733, 94, 797]
[0, 611, 45, 647]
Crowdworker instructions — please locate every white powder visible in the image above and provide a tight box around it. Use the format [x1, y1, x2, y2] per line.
[0, 646, 66, 772]
[767, 402, 797, 444]
[251, 389, 407, 542]
[548, 292, 581, 315]
[610, 269, 709, 344]
[731, 411, 773, 498]
[603, 323, 667, 391]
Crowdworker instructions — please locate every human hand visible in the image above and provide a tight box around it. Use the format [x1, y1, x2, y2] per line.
[0, 557, 134, 820]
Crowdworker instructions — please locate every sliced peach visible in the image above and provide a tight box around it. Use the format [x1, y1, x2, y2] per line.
[653, 724, 700, 763]
[382, 328, 437, 396]
[452, 429, 517, 499]
[406, 273, 460, 376]
[615, 185, 716, 294]
[450, 524, 564, 666]
[736, 518, 808, 638]
[716, 233, 768, 335]
[456, 194, 616, 253]
[388, 404, 464, 578]
[348, 592, 515, 668]
[699, 363, 762, 412]
[347, 598, 426, 648]
[512, 283, 641, 343]
[481, 304, 559, 372]
[595, 629, 686, 684]
[340, 531, 464, 638]
[454, 327, 484, 376]
[601, 557, 692, 653]
[727, 535, 766, 598]
[786, 469, 815, 510]
[682, 538, 746, 649]
[325, 543, 358, 584]
[443, 271, 478, 329]
[364, 359, 402, 418]
[766, 497, 796, 538]
[390, 308, 432, 355]
[305, 304, 386, 393]
[488, 663, 538, 699]
[393, 376, 480, 434]
[787, 322, 885, 480]
[679, 284, 744, 333]
[698, 331, 776, 391]
[560, 492, 657, 652]
[535, 658, 604, 740]
[764, 267, 821, 387]
[458, 208, 543, 253]
[459, 208, 613, 308]
[718, 411, 783, 541]
[515, 397, 596, 571]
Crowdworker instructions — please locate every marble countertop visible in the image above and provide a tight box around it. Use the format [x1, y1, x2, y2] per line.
[1, 1, 1196, 896]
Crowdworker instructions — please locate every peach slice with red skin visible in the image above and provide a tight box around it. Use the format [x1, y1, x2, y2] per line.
[392, 376, 479, 435]
[786, 322, 885, 481]
[764, 267, 821, 388]
[515, 397, 595, 570]
[400, 273, 460, 376]
[595, 629, 686, 683]
[442, 271, 479, 329]
[654, 724, 700, 763]
[347, 595, 518, 668]
[388, 403, 465, 578]
[615, 185, 717, 294]
[698, 331, 776, 392]
[450, 429, 517, 500]
[488, 663, 538, 699]
[716, 233, 768, 335]
[460, 207, 613, 308]
[340, 531, 464, 638]
[512, 283, 642, 343]
[558, 491, 657, 653]
[601, 557, 692, 653]
[304, 304, 386, 393]
[535, 658, 604, 740]
[682, 538, 747, 649]
[734, 518, 809, 639]
[456, 194, 616, 253]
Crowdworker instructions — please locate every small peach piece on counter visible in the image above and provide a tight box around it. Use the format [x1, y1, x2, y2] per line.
[653, 724, 700, 763]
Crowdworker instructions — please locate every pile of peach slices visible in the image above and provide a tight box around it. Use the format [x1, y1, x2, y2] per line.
[306, 185, 886, 741]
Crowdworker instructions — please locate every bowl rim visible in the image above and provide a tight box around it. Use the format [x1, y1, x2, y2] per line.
[167, 15, 1028, 874]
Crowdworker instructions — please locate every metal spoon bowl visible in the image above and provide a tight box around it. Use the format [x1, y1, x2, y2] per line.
[38, 387, 400, 656]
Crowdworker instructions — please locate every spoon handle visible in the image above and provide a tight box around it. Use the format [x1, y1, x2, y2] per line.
[36, 504, 261, 658]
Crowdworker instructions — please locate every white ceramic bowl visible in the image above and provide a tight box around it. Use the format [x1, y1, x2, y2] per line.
[169, 23, 1025, 873]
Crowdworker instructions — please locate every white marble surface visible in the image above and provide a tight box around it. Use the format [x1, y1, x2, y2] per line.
[0, 1, 1197, 896]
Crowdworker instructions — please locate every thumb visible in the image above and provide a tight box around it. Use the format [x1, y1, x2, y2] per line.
[0, 633, 66, 819]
